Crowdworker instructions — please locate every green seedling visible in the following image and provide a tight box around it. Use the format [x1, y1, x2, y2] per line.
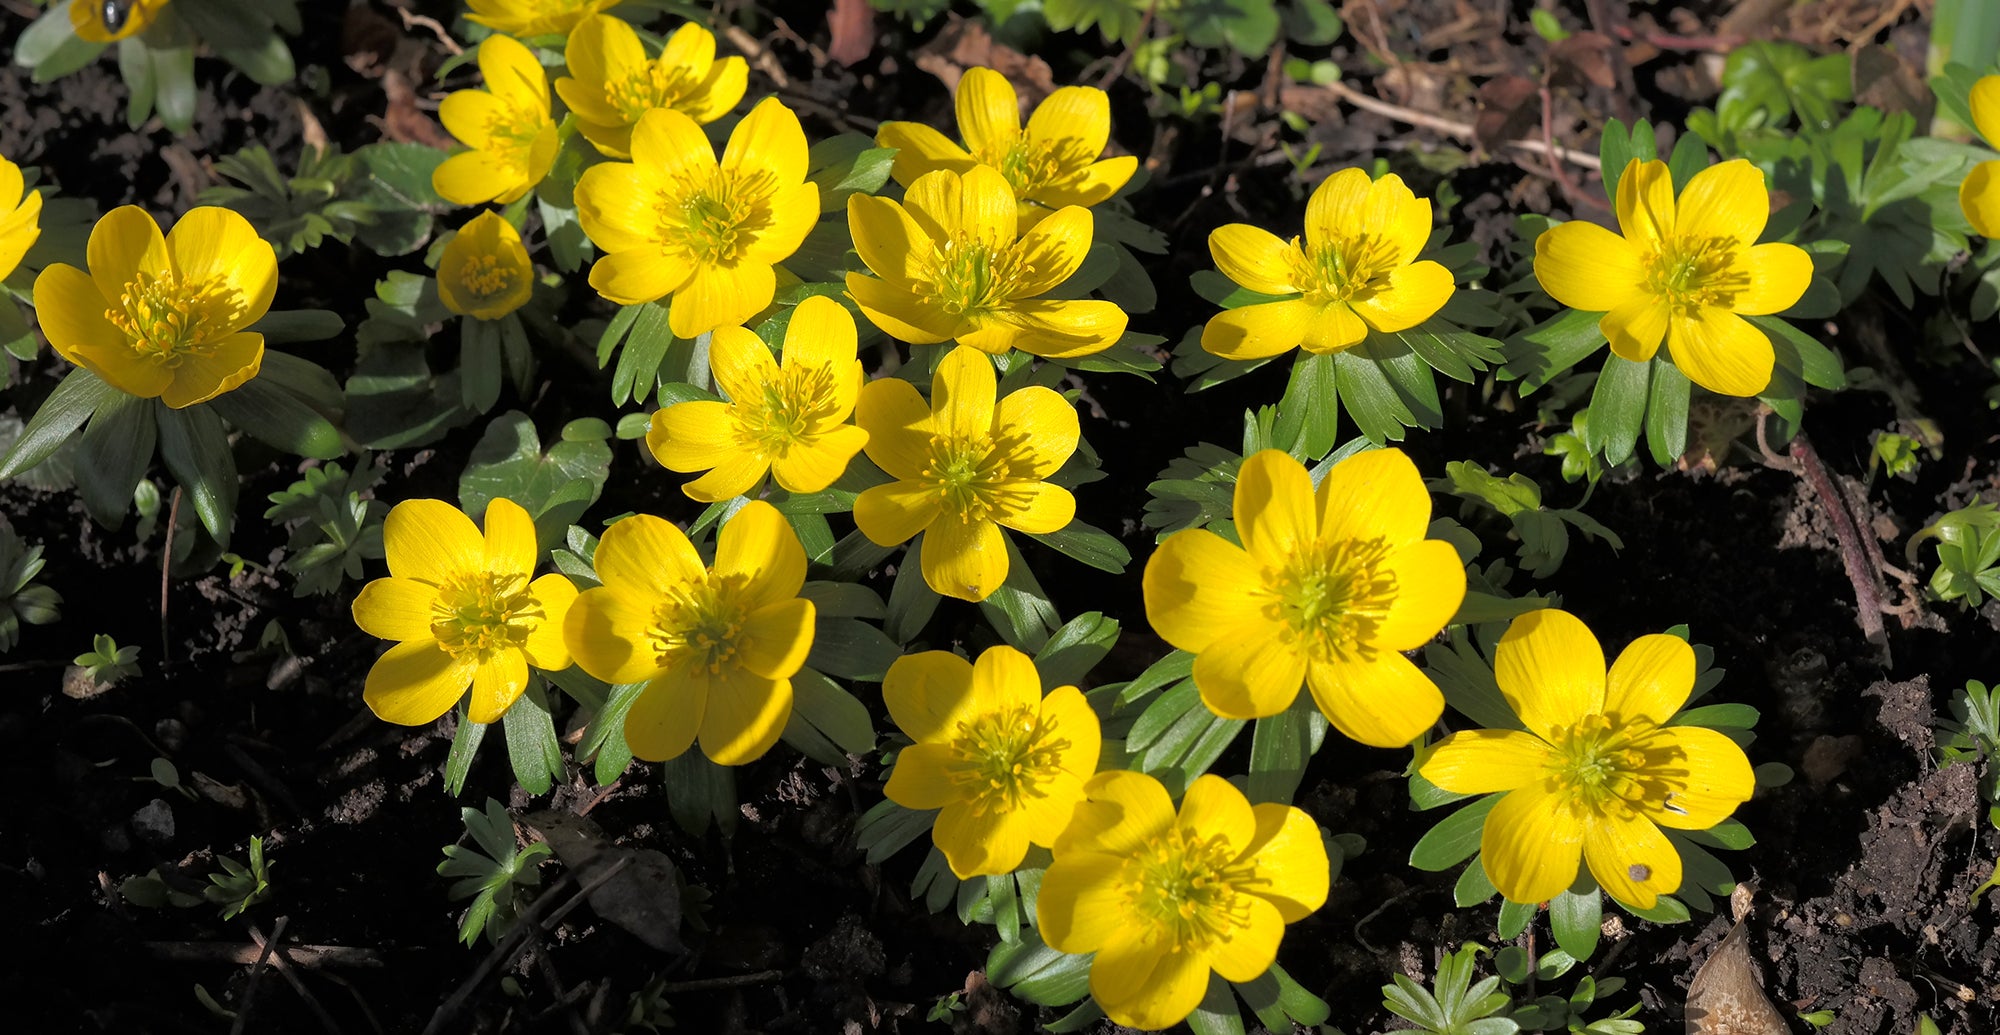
[75, 634, 141, 686]
[205, 836, 274, 920]
[1382, 943, 1520, 1035]
[438, 798, 551, 945]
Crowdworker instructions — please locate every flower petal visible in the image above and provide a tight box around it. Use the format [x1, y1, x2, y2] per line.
[906, 165, 1017, 249]
[920, 515, 1008, 602]
[883, 649, 978, 742]
[648, 400, 739, 473]
[1666, 307, 1774, 398]
[1730, 242, 1812, 316]
[876, 120, 977, 187]
[1242, 802, 1332, 922]
[625, 663, 706, 761]
[1534, 219, 1647, 313]
[587, 245, 692, 308]
[1036, 849, 1127, 953]
[1315, 446, 1433, 551]
[352, 577, 440, 642]
[1055, 769, 1177, 857]
[669, 261, 775, 338]
[1200, 298, 1313, 359]
[1603, 633, 1696, 724]
[1091, 931, 1210, 1032]
[992, 385, 1078, 481]
[715, 500, 808, 609]
[932, 344, 997, 439]
[1421, 729, 1555, 794]
[1371, 539, 1466, 652]
[565, 586, 665, 685]
[1481, 780, 1587, 905]
[1675, 159, 1769, 245]
[779, 295, 860, 372]
[954, 66, 1022, 155]
[847, 193, 932, 283]
[935, 800, 1034, 878]
[854, 482, 942, 548]
[1351, 259, 1453, 333]
[1234, 448, 1318, 561]
[576, 162, 671, 254]
[1958, 159, 2000, 237]
[1177, 774, 1257, 852]
[1305, 649, 1444, 748]
[364, 639, 475, 726]
[630, 107, 719, 182]
[1039, 685, 1102, 783]
[848, 271, 960, 344]
[1973, 74, 2000, 147]
[1208, 223, 1299, 295]
[1194, 617, 1307, 719]
[524, 573, 578, 671]
[735, 597, 815, 680]
[1602, 296, 1669, 363]
[1142, 528, 1262, 654]
[1582, 809, 1681, 910]
[159, 331, 262, 409]
[1494, 609, 1606, 740]
[1633, 725, 1755, 830]
[707, 325, 778, 408]
[1025, 84, 1111, 158]
[965, 299, 1126, 359]
[595, 513, 705, 597]
[385, 499, 484, 584]
[1299, 301, 1368, 354]
[167, 207, 277, 331]
[884, 741, 957, 809]
[467, 650, 531, 724]
[770, 429, 866, 494]
[432, 149, 514, 207]
[855, 375, 935, 480]
[479, 497, 537, 577]
[698, 667, 792, 764]
[1040, 155, 1136, 208]
[87, 205, 169, 304]
[722, 96, 809, 189]
[992, 481, 1073, 534]
[1614, 159, 1675, 253]
[1208, 895, 1285, 982]
[1011, 206, 1093, 297]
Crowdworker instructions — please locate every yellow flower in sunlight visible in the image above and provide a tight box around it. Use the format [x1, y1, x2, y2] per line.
[70, 0, 169, 43]
[575, 97, 819, 338]
[883, 645, 1101, 878]
[1419, 608, 1755, 910]
[846, 166, 1126, 358]
[465, 0, 618, 38]
[564, 502, 815, 765]
[1142, 448, 1465, 747]
[875, 66, 1137, 226]
[853, 346, 1078, 603]
[1535, 158, 1811, 398]
[438, 211, 534, 320]
[1959, 76, 2000, 239]
[433, 34, 558, 207]
[1038, 771, 1328, 1030]
[647, 295, 868, 502]
[557, 16, 748, 160]
[1202, 168, 1455, 360]
[33, 205, 276, 408]
[0, 154, 43, 284]
[352, 498, 579, 726]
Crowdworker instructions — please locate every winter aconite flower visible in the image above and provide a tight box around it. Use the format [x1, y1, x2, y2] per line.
[564, 501, 815, 765]
[854, 345, 1078, 602]
[71, 0, 168, 43]
[1202, 168, 1455, 360]
[647, 294, 868, 502]
[0, 154, 42, 284]
[557, 16, 747, 160]
[438, 211, 534, 320]
[875, 66, 1136, 226]
[883, 645, 1100, 878]
[1419, 608, 1756, 909]
[433, 34, 558, 207]
[464, 0, 618, 38]
[1143, 448, 1465, 747]
[33, 205, 277, 408]
[575, 97, 818, 337]
[1534, 158, 1811, 397]
[1959, 76, 2000, 238]
[846, 165, 1127, 359]
[351, 498, 579, 726]
[1038, 772, 1329, 1030]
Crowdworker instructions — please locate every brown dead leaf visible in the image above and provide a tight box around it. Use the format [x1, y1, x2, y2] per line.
[1474, 74, 1540, 151]
[378, 70, 455, 150]
[912, 16, 1055, 108]
[826, 0, 875, 67]
[524, 810, 685, 954]
[1852, 44, 1932, 122]
[1685, 889, 1789, 1035]
[1548, 32, 1619, 91]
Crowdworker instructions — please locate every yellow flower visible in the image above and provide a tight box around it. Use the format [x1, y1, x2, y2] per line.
[883, 644, 1101, 878]
[853, 345, 1077, 602]
[1142, 448, 1465, 747]
[351, 497, 579, 725]
[875, 66, 1137, 227]
[846, 165, 1126, 358]
[1960, 76, 2000, 238]
[1202, 168, 1455, 360]
[1534, 158, 1812, 398]
[574, 97, 819, 338]
[33, 205, 276, 408]
[464, 0, 618, 38]
[0, 154, 43, 284]
[647, 295, 869, 502]
[438, 211, 534, 320]
[433, 34, 558, 207]
[70, 0, 169, 43]
[1419, 608, 1755, 909]
[1038, 771, 1329, 1030]
[556, 16, 748, 160]
[563, 501, 815, 765]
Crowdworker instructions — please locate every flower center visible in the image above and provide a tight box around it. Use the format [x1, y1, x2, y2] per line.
[460, 254, 519, 302]
[733, 363, 839, 458]
[945, 704, 1071, 813]
[484, 103, 545, 172]
[974, 137, 1066, 200]
[1546, 713, 1659, 817]
[106, 270, 243, 365]
[1261, 538, 1397, 662]
[920, 233, 1033, 319]
[1291, 234, 1401, 306]
[921, 433, 1012, 522]
[655, 169, 776, 266]
[431, 571, 542, 660]
[1643, 236, 1747, 314]
[606, 62, 698, 124]
[1123, 826, 1262, 954]
[647, 571, 750, 673]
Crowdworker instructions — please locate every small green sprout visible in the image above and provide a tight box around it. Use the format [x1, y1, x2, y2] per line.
[1907, 502, 2000, 608]
[74, 634, 141, 686]
[1437, 462, 1623, 578]
[205, 836, 274, 920]
[438, 799, 551, 945]
[0, 525, 60, 652]
[1799, 1009, 1837, 1029]
[1936, 680, 2000, 828]
[1868, 431, 1922, 480]
[265, 460, 387, 598]
[1382, 943, 1520, 1035]
[926, 991, 967, 1022]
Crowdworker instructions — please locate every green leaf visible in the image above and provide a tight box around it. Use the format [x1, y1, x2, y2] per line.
[985, 927, 1091, 1007]
[1042, 0, 1144, 43]
[1184, 972, 1248, 1035]
[23, 4, 107, 81]
[443, 708, 487, 797]
[1584, 355, 1650, 466]
[1273, 352, 1339, 460]
[0, 367, 116, 480]
[1409, 794, 1500, 871]
[1246, 695, 1327, 804]
[74, 392, 157, 528]
[1502, 307, 1607, 394]
[155, 403, 238, 544]
[1033, 611, 1119, 687]
[978, 535, 1061, 651]
[153, 45, 197, 135]
[501, 679, 564, 795]
[661, 750, 737, 838]
[1749, 315, 1845, 390]
[788, 668, 876, 758]
[1498, 896, 1536, 938]
[805, 617, 901, 681]
[209, 377, 344, 458]
[1023, 519, 1130, 574]
[1644, 360, 1691, 467]
[1550, 885, 1602, 960]
[457, 411, 613, 551]
[884, 554, 941, 644]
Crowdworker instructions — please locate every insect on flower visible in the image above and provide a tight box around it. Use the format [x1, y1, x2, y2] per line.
[101, 0, 134, 33]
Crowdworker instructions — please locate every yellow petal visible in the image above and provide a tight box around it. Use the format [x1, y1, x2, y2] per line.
[1176, 774, 1257, 850]
[1039, 685, 1102, 783]
[1494, 609, 1606, 740]
[1241, 803, 1331, 922]
[968, 643, 1043, 714]
[1234, 448, 1318, 561]
[576, 163, 670, 255]
[1209, 224, 1299, 295]
[722, 96, 809, 189]
[1961, 161, 2000, 238]
[1055, 769, 1176, 857]
[682, 453, 769, 503]
[856, 376, 935, 480]
[715, 500, 808, 609]
[466, 650, 531, 724]
[883, 649, 978, 742]
[384, 498, 483, 584]
[166, 207, 277, 332]
[780, 295, 860, 371]
[1208, 895, 1284, 982]
[670, 261, 775, 338]
[936, 801, 1034, 878]
[479, 496, 537, 576]
[1039, 155, 1137, 208]
[1633, 725, 1755, 830]
[587, 250, 692, 307]
[921, 514, 1007, 601]
[932, 344, 997, 438]
[0, 188, 39, 282]
[1674, 159, 1769, 246]
[992, 481, 1073, 534]
[876, 120, 978, 187]
[648, 400, 739, 473]
[1300, 301, 1369, 354]
[1142, 528, 1261, 653]
[854, 482, 942, 548]
[1351, 259, 1454, 333]
[993, 384, 1079, 480]
[1972, 75, 2000, 147]
[432, 150, 513, 207]
[1011, 206, 1094, 297]
[1091, 930, 1210, 1032]
[1194, 617, 1308, 719]
[1302, 168, 1370, 251]
[1035, 849, 1127, 953]
[1582, 809, 1681, 910]
[594, 513, 704, 597]
[1314, 446, 1432, 551]
[351, 577, 440, 642]
[735, 597, 815, 680]
[625, 663, 706, 761]
[963, 299, 1126, 359]
[1371, 539, 1466, 652]
[770, 429, 867, 494]
[564, 586, 664, 685]
[1602, 633, 1696, 723]
[87, 205, 170, 305]
[1201, 298, 1314, 360]
[1666, 307, 1774, 397]
[1421, 729, 1555, 794]
[707, 325, 778, 406]
[630, 107, 719, 183]
[363, 639, 475, 726]
[657, 21, 715, 81]
[477, 33, 548, 109]
[1614, 158, 1676, 252]
[905, 165, 1017, 249]
[884, 741, 957, 809]
[847, 271, 961, 344]
[1304, 649, 1444, 747]
[159, 331, 262, 409]
[1730, 242, 1812, 316]
[439, 88, 508, 151]
[683, 55, 748, 124]
[1533, 219, 1648, 313]
[524, 573, 578, 670]
[847, 193, 932, 284]
[1602, 296, 1669, 363]
[954, 66, 1021, 155]
[1025, 84, 1111, 157]
[1481, 780, 1586, 905]
[698, 667, 792, 765]
[33, 264, 150, 390]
